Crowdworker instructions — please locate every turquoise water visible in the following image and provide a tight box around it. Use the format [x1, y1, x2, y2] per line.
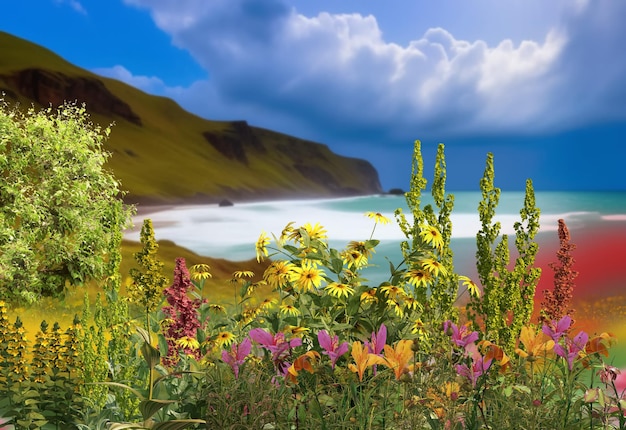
[127, 191, 626, 283]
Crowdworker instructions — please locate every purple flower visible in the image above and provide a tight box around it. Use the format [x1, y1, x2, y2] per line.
[249, 328, 302, 375]
[455, 356, 493, 387]
[317, 330, 349, 369]
[542, 315, 573, 342]
[554, 330, 588, 370]
[221, 338, 252, 379]
[444, 320, 479, 350]
[365, 324, 387, 356]
[364, 324, 387, 375]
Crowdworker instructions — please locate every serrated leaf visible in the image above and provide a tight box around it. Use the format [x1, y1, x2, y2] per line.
[151, 419, 206, 430]
[139, 399, 176, 421]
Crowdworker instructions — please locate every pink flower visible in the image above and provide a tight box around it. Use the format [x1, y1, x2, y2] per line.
[317, 330, 349, 369]
[221, 338, 252, 379]
[554, 330, 588, 370]
[365, 324, 387, 356]
[455, 356, 493, 387]
[542, 315, 573, 342]
[249, 328, 302, 375]
[444, 320, 479, 350]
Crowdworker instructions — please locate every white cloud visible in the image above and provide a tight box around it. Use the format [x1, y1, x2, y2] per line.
[92, 65, 169, 94]
[55, 0, 87, 15]
[121, 0, 626, 142]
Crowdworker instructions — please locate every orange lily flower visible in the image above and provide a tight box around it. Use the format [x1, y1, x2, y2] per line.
[586, 332, 616, 358]
[479, 340, 511, 373]
[348, 341, 386, 382]
[381, 339, 414, 380]
[287, 351, 320, 383]
[515, 326, 555, 360]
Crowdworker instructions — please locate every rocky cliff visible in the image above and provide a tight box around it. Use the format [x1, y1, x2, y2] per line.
[0, 31, 382, 204]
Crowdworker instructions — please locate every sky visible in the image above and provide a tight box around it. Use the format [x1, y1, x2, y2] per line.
[2, 0, 626, 192]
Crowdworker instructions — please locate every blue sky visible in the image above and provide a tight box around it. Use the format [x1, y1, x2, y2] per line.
[2, 0, 626, 191]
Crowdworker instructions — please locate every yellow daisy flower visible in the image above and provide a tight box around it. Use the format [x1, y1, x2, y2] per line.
[302, 222, 328, 241]
[283, 325, 310, 337]
[419, 224, 444, 250]
[405, 269, 431, 288]
[421, 258, 448, 277]
[360, 289, 378, 304]
[380, 284, 406, 298]
[259, 297, 278, 310]
[404, 296, 420, 311]
[280, 304, 301, 316]
[233, 270, 255, 279]
[291, 261, 325, 292]
[190, 264, 212, 280]
[215, 331, 235, 347]
[386, 298, 404, 318]
[325, 282, 355, 299]
[264, 260, 296, 289]
[459, 275, 481, 298]
[255, 231, 270, 262]
[411, 318, 426, 336]
[280, 221, 296, 244]
[342, 249, 368, 268]
[208, 304, 226, 313]
[347, 240, 375, 258]
[365, 212, 390, 224]
[176, 336, 200, 350]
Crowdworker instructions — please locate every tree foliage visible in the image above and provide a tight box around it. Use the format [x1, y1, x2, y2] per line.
[0, 101, 134, 304]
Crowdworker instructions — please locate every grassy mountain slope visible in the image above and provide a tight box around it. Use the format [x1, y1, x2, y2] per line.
[0, 31, 382, 204]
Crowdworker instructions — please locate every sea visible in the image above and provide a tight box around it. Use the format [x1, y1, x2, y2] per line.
[126, 191, 626, 285]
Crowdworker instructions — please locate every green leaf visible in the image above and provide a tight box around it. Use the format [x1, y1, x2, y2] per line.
[141, 341, 161, 370]
[107, 423, 148, 430]
[139, 399, 177, 421]
[151, 419, 207, 430]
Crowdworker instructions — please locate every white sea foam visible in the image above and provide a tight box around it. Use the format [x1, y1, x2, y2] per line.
[125, 196, 609, 262]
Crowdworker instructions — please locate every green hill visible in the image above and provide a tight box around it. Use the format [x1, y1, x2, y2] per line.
[0, 31, 382, 204]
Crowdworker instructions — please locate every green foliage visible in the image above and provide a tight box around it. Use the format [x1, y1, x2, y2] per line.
[128, 219, 168, 315]
[0, 100, 134, 304]
[468, 154, 542, 351]
[394, 141, 459, 339]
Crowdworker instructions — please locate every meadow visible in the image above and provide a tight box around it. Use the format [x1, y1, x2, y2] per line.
[1, 104, 625, 429]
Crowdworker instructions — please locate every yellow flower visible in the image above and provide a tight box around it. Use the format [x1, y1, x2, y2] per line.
[459, 275, 480, 298]
[325, 282, 355, 298]
[190, 264, 212, 280]
[421, 258, 448, 277]
[380, 284, 406, 298]
[280, 304, 301, 316]
[515, 326, 555, 361]
[283, 325, 310, 337]
[264, 260, 296, 289]
[208, 304, 226, 313]
[215, 331, 235, 347]
[280, 221, 296, 244]
[411, 318, 426, 336]
[360, 289, 378, 304]
[176, 336, 200, 350]
[342, 249, 368, 268]
[233, 270, 255, 278]
[291, 261, 325, 292]
[348, 341, 386, 382]
[405, 269, 431, 288]
[259, 298, 278, 310]
[386, 298, 404, 318]
[347, 240, 376, 258]
[255, 231, 270, 262]
[302, 222, 328, 241]
[404, 296, 420, 311]
[365, 212, 390, 225]
[419, 224, 444, 250]
[381, 340, 414, 380]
